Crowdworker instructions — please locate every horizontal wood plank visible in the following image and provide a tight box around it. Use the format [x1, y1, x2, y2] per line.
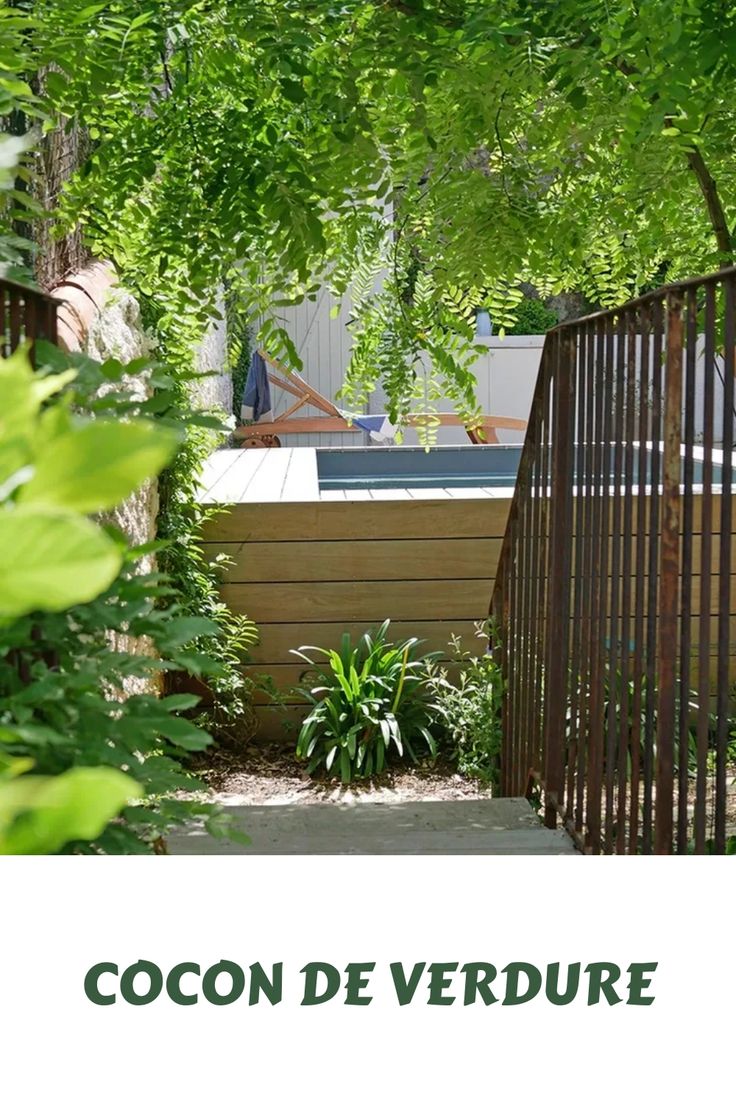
[223, 578, 491, 622]
[250, 620, 488, 664]
[251, 704, 306, 743]
[205, 538, 500, 583]
[246, 659, 470, 703]
[200, 497, 512, 542]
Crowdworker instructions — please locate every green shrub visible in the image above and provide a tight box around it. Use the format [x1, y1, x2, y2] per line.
[506, 297, 559, 336]
[0, 344, 249, 853]
[293, 621, 439, 781]
[424, 623, 504, 785]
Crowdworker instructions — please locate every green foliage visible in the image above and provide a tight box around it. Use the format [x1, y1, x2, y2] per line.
[506, 297, 560, 336]
[423, 622, 504, 786]
[225, 285, 252, 422]
[154, 389, 259, 746]
[0, 345, 183, 852]
[338, 231, 486, 440]
[293, 621, 439, 781]
[0, 759, 142, 855]
[18, 419, 180, 513]
[0, 342, 249, 852]
[0, 503, 123, 618]
[11, 1, 736, 434]
[0, 555, 238, 853]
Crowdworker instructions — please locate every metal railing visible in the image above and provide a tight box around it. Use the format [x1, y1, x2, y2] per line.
[491, 267, 736, 854]
[0, 276, 58, 358]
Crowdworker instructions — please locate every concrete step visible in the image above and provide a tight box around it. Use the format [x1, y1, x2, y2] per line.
[168, 797, 578, 855]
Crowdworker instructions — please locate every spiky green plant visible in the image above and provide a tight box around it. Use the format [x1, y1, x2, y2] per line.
[293, 621, 439, 782]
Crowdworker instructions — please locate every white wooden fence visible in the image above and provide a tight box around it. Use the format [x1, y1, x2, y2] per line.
[264, 289, 542, 447]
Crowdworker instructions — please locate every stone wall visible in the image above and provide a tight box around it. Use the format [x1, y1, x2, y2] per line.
[50, 262, 231, 692]
[52, 263, 161, 557]
[191, 298, 233, 415]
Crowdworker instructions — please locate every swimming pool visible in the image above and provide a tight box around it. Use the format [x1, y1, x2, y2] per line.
[316, 444, 725, 492]
[317, 445, 520, 491]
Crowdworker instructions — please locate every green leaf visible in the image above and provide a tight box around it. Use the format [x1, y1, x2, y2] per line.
[19, 419, 180, 513]
[157, 616, 220, 648]
[0, 767, 142, 855]
[160, 693, 201, 712]
[151, 716, 211, 751]
[0, 505, 123, 618]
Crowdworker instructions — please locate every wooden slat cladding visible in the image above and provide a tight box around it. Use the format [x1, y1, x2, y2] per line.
[246, 618, 486, 665]
[200, 497, 511, 542]
[205, 537, 500, 583]
[223, 579, 492, 624]
[206, 533, 727, 582]
[202, 478, 736, 747]
[200, 485, 500, 743]
[201, 495, 508, 742]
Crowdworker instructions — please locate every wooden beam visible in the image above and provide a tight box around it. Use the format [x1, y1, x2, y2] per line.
[235, 416, 358, 437]
[235, 413, 527, 439]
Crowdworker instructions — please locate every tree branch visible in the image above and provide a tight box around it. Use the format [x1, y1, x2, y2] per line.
[685, 144, 733, 259]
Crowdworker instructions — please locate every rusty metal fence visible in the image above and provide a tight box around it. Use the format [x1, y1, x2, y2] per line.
[490, 267, 736, 854]
[0, 276, 58, 357]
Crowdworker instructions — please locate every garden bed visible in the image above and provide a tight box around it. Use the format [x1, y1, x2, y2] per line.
[192, 743, 494, 808]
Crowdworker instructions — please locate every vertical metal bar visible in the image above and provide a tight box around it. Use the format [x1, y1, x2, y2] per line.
[576, 322, 596, 835]
[45, 296, 58, 345]
[567, 323, 587, 822]
[617, 309, 636, 852]
[569, 322, 582, 816]
[507, 520, 519, 793]
[677, 287, 697, 852]
[715, 277, 734, 853]
[497, 546, 512, 796]
[528, 407, 543, 791]
[695, 283, 715, 853]
[605, 312, 626, 851]
[655, 290, 683, 855]
[543, 329, 576, 828]
[25, 293, 37, 365]
[529, 417, 547, 790]
[518, 475, 532, 790]
[535, 348, 554, 783]
[586, 318, 608, 852]
[596, 315, 615, 851]
[643, 297, 664, 854]
[629, 303, 651, 853]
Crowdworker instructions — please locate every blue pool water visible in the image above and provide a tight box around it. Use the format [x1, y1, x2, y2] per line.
[317, 445, 520, 491]
[316, 444, 723, 492]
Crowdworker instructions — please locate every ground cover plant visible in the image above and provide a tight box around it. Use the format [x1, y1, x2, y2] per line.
[293, 621, 440, 782]
[423, 622, 504, 787]
[292, 620, 505, 788]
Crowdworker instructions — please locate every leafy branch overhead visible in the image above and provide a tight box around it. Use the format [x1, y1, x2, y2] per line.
[8, 1, 736, 415]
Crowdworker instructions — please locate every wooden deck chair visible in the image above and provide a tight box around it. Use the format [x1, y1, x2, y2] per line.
[233, 350, 527, 446]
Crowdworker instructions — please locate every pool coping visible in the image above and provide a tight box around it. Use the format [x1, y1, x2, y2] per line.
[197, 443, 735, 506]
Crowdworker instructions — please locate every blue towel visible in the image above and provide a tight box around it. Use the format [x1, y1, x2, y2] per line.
[348, 412, 396, 442]
[241, 350, 272, 422]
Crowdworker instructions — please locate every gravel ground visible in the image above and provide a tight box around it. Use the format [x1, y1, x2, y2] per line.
[192, 743, 493, 808]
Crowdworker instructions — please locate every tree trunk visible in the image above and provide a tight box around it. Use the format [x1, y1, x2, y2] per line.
[686, 145, 733, 259]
